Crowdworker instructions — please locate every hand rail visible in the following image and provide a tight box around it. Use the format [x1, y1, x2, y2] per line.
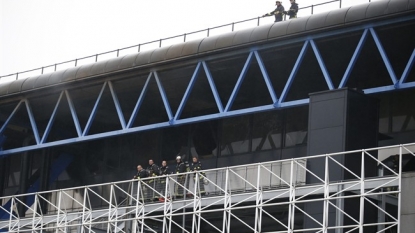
[0, 0, 370, 81]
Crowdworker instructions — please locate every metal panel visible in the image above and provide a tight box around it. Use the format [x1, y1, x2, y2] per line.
[6, 79, 25, 94]
[366, 0, 390, 19]
[215, 31, 237, 49]
[267, 20, 290, 39]
[198, 36, 220, 53]
[60, 66, 81, 82]
[410, 0, 415, 9]
[33, 73, 53, 88]
[150, 45, 173, 63]
[286, 16, 310, 35]
[104, 56, 123, 73]
[386, 0, 410, 14]
[345, 3, 370, 23]
[165, 43, 186, 60]
[47, 69, 69, 85]
[89, 60, 108, 77]
[119, 53, 139, 69]
[181, 38, 203, 56]
[21, 75, 39, 91]
[134, 50, 154, 66]
[249, 24, 272, 42]
[324, 7, 349, 27]
[75, 63, 95, 79]
[306, 12, 330, 31]
[232, 28, 255, 46]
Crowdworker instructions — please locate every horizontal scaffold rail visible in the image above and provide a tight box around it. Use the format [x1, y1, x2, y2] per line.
[1, 143, 414, 232]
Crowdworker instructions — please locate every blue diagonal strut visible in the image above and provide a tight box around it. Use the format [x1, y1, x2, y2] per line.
[82, 82, 107, 136]
[174, 62, 202, 122]
[127, 72, 152, 129]
[254, 51, 278, 103]
[224, 52, 254, 112]
[278, 40, 309, 105]
[310, 40, 334, 90]
[154, 71, 173, 122]
[108, 81, 127, 130]
[203, 61, 224, 113]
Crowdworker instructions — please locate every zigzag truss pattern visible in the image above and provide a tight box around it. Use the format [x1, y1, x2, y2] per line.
[0, 143, 414, 232]
[1, 20, 415, 156]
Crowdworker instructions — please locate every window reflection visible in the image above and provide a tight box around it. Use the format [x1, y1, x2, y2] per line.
[221, 116, 251, 155]
[252, 111, 282, 151]
[284, 107, 308, 147]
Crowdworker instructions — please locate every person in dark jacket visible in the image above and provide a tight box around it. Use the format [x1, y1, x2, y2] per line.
[284, 0, 299, 19]
[175, 156, 187, 198]
[158, 160, 169, 201]
[191, 156, 206, 196]
[133, 165, 148, 180]
[263, 1, 285, 22]
[146, 159, 159, 200]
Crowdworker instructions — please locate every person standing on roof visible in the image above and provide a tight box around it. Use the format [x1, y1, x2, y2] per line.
[284, 0, 299, 19]
[262, 1, 285, 22]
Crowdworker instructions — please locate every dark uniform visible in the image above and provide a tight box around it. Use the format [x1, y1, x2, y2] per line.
[135, 169, 148, 180]
[175, 157, 187, 197]
[191, 160, 206, 195]
[146, 163, 159, 200]
[263, 1, 285, 22]
[158, 165, 169, 201]
[285, 1, 299, 19]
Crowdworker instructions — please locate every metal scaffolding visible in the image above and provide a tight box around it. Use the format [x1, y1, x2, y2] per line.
[1, 143, 413, 232]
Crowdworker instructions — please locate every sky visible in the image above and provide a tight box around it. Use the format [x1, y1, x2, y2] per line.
[0, 0, 373, 82]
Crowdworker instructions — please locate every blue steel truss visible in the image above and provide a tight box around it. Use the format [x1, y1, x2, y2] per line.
[1, 16, 415, 156]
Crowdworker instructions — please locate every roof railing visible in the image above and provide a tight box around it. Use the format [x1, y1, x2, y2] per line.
[0, 0, 373, 81]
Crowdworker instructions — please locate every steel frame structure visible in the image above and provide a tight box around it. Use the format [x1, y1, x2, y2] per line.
[1, 15, 415, 157]
[1, 143, 413, 232]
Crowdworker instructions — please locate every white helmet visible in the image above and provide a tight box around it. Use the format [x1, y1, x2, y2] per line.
[176, 156, 181, 160]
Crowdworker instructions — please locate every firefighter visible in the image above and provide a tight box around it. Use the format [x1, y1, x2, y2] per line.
[191, 156, 206, 196]
[158, 160, 169, 201]
[284, 0, 299, 19]
[146, 159, 159, 200]
[262, 1, 285, 22]
[133, 165, 148, 180]
[175, 156, 187, 198]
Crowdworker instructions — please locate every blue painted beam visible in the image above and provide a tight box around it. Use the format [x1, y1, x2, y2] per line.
[173, 62, 201, 122]
[41, 91, 64, 144]
[310, 40, 334, 90]
[82, 82, 107, 136]
[203, 61, 224, 113]
[254, 51, 278, 103]
[339, 29, 368, 89]
[224, 52, 254, 112]
[108, 81, 127, 129]
[127, 73, 152, 129]
[154, 71, 173, 121]
[65, 90, 82, 137]
[0, 100, 24, 135]
[399, 49, 415, 85]
[24, 100, 40, 144]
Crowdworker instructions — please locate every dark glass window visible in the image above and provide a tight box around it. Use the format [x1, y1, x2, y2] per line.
[221, 115, 251, 155]
[284, 106, 308, 147]
[252, 110, 282, 151]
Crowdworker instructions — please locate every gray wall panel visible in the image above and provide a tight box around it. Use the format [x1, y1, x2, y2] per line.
[308, 126, 344, 155]
[409, 0, 415, 9]
[309, 98, 345, 130]
[119, 54, 139, 69]
[345, 4, 370, 23]
[366, 0, 390, 18]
